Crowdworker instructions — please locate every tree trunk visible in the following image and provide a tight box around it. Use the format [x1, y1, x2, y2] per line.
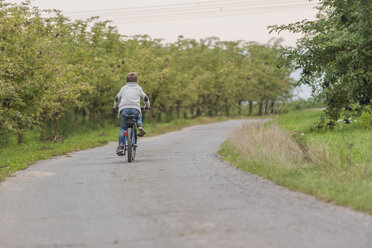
[196, 107, 201, 117]
[165, 108, 170, 123]
[183, 111, 187, 119]
[157, 112, 162, 122]
[17, 120, 24, 145]
[225, 104, 230, 117]
[264, 102, 267, 115]
[264, 100, 269, 115]
[89, 106, 96, 124]
[99, 109, 105, 127]
[149, 92, 157, 123]
[148, 108, 153, 123]
[190, 106, 195, 118]
[112, 108, 118, 124]
[40, 115, 47, 140]
[176, 102, 181, 119]
[204, 105, 209, 116]
[169, 107, 174, 121]
[270, 101, 275, 114]
[203, 96, 209, 116]
[73, 108, 79, 127]
[258, 101, 263, 116]
[142, 109, 146, 123]
[55, 119, 59, 135]
[237, 100, 242, 115]
[214, 96, 219, 116]
[248, 101, 253, 116]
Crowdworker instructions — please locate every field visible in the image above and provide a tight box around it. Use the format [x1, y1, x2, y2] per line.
[220, 110, 372, 213]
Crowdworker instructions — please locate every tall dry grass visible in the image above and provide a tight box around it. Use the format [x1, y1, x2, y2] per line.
[228, 121, 371, 174]
[222, 114, 372, 213]
[228, 122, 315, 167]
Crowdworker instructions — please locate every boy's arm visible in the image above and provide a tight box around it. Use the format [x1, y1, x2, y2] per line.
[140, 89, 150, 108]
[113, 89, 122, 110]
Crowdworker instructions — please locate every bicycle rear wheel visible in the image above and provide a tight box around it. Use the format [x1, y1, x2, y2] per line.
[132, 129, 136, 161]
[127, 127, 133, 163]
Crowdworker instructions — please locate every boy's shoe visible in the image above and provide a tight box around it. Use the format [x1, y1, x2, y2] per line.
[116, 145, 124, 156]
[138, 126, 146, 136]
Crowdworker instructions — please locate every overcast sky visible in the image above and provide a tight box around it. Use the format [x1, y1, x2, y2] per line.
[7, 0, 318, 99]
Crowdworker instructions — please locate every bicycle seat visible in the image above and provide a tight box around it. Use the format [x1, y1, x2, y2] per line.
[125, 115, 137, 126]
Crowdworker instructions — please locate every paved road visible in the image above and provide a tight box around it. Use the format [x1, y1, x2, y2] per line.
[0, 120, 371, 248]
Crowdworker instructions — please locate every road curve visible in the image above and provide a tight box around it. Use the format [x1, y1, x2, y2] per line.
[0, 120, 371, 248]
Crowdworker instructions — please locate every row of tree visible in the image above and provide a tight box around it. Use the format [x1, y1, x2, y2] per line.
[0, 1, 294, 144]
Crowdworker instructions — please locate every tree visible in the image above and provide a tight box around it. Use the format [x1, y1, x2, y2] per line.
[0, 2, 69, 143]
[270, 0, 372, 124]
[247, 42, 294, 115]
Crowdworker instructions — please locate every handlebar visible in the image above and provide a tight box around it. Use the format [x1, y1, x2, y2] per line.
[141, 106, 151, 111]
[113, 107, 150, 114]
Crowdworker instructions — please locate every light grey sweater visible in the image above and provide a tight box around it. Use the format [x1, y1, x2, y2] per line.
[113, 82, 150, 117]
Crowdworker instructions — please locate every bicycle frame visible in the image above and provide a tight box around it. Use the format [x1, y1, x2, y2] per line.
[123, 126, 136, 150]
[123, 115, 137, 162]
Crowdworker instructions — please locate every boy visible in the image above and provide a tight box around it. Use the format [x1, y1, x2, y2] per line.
[113, 72, 150, 156]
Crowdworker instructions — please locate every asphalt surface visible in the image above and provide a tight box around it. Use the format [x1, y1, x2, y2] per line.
[0, 120, 371, 248]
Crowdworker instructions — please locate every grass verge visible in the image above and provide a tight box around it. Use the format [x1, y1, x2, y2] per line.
[0, 116, 238, 182]
[219, 110, 372, 214]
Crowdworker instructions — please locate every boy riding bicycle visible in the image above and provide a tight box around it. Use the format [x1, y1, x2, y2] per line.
[113, 72, 150, 156]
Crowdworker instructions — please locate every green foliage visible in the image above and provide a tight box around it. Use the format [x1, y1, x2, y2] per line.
[0, 1, 295, 146]
[270, 0, 372, 123]
[247, 40, 295, 115]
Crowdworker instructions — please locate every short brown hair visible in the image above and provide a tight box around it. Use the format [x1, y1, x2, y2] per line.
[126, 72, 137, 82]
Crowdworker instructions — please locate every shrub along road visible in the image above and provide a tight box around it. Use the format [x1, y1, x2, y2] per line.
[0, 120, 371, 248]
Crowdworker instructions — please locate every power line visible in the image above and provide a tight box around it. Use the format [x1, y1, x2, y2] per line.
[65, 0, 315, 18]
[71, 1, 307, 19]
[65, 0, 293, 15]
[63, 0, 317, 25]
[111, 4, 315, 25]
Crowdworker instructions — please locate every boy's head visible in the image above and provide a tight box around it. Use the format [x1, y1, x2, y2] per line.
[126, 72, 137, 83]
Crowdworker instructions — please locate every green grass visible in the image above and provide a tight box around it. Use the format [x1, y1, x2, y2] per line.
[220, 110, 372, 214]
[0, 116, 237, 182]
[276, 110, 372, 167]
[0, 127, 117, 182]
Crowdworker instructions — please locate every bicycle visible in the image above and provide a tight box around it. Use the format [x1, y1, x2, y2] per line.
[121, 107, 149, 163]
[123, 115, 137, 162]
